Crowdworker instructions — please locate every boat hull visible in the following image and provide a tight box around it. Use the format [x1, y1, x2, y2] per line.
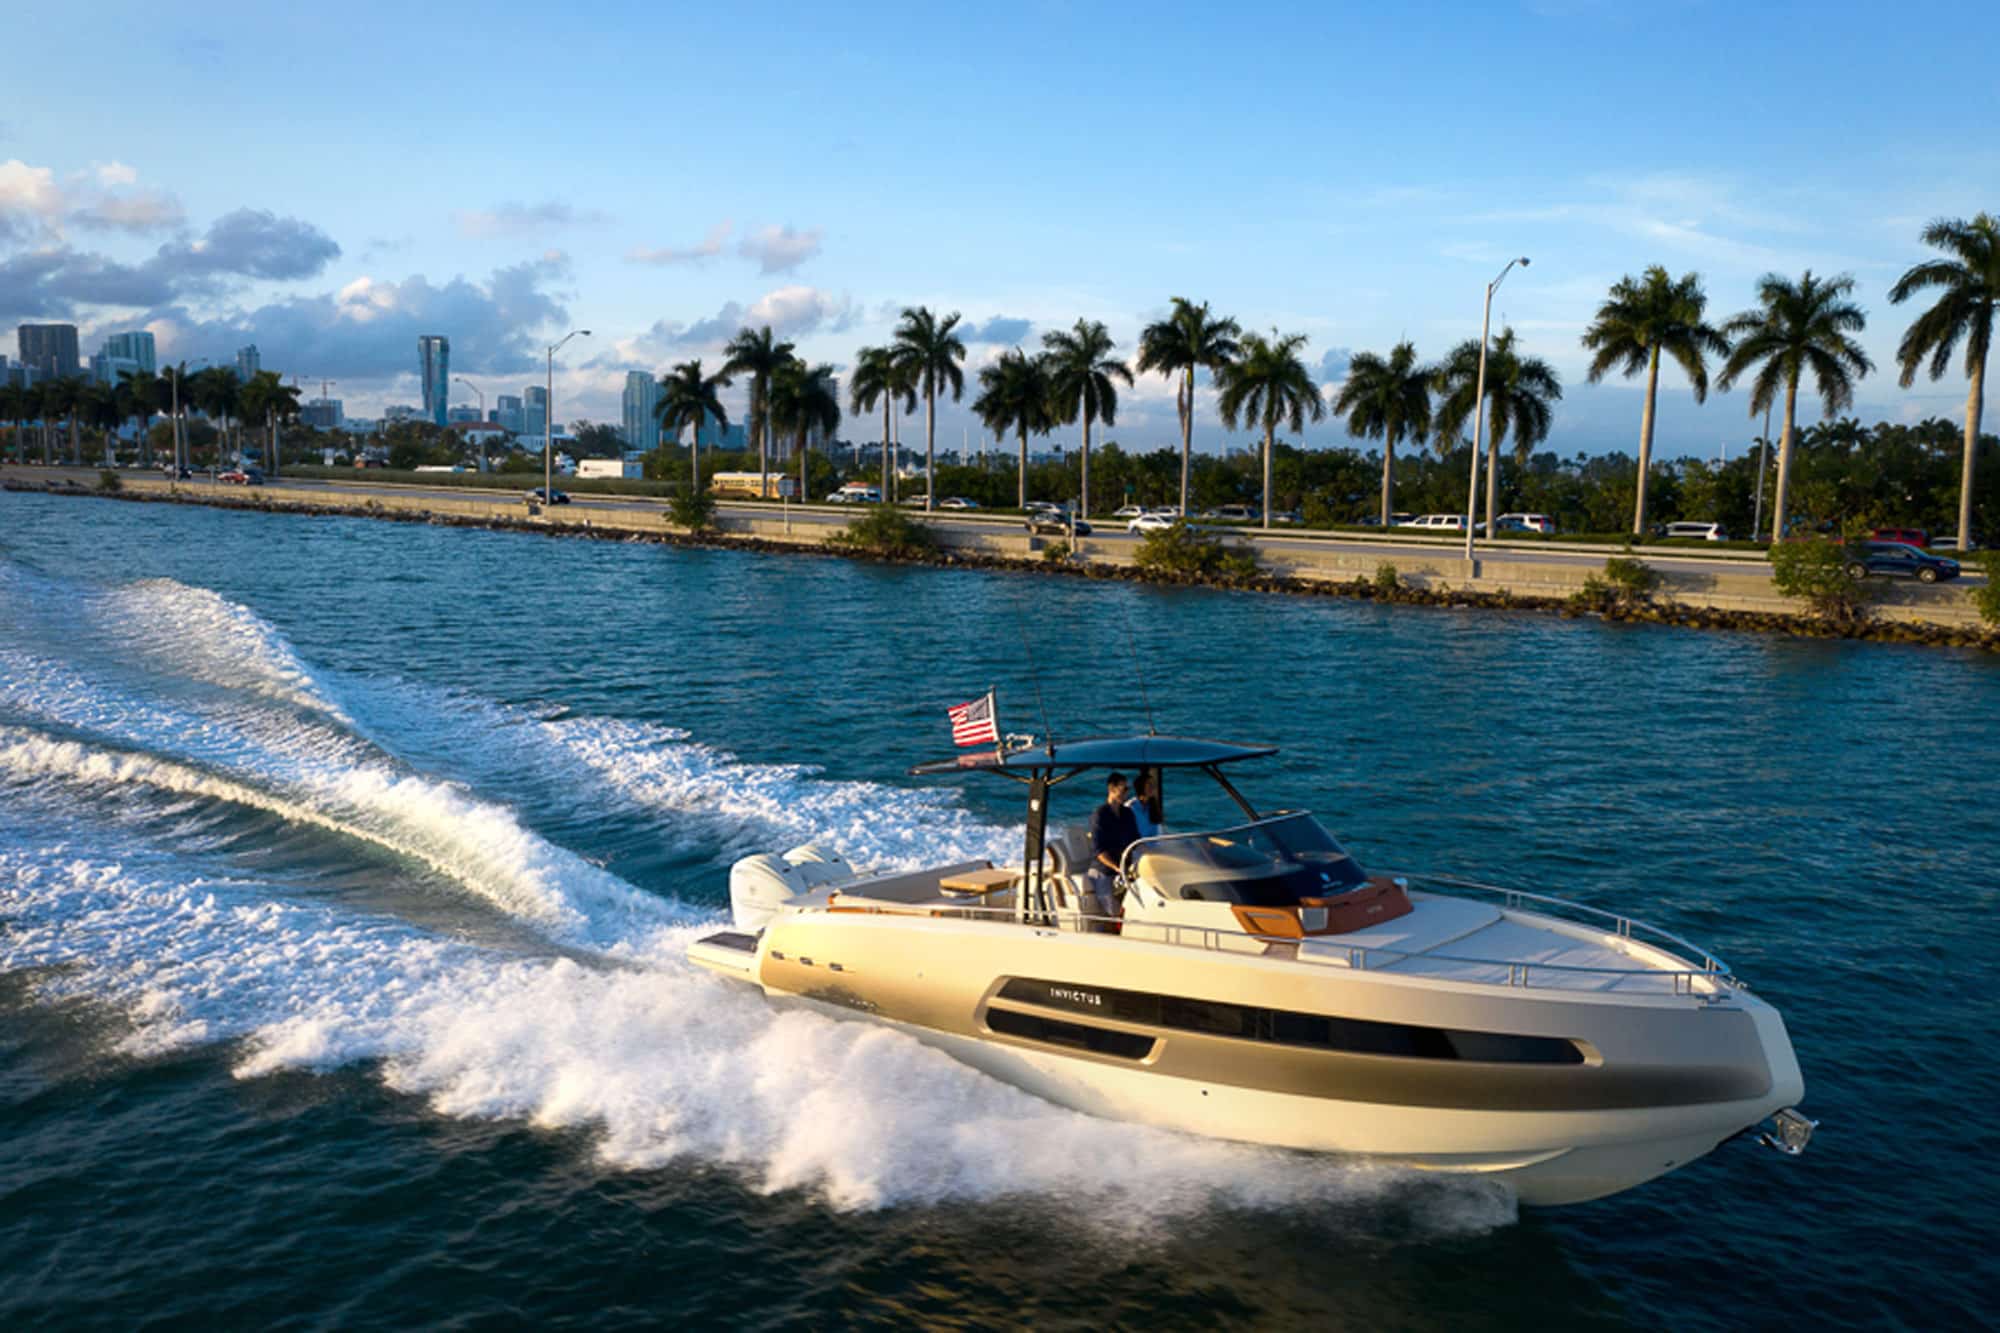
[690, 911, 1804, 1206]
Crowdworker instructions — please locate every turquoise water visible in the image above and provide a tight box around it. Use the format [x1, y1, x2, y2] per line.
[2, 491, 1995, 1329]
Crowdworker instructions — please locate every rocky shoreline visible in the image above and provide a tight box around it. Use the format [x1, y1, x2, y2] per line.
[12, 477, 1997, 653]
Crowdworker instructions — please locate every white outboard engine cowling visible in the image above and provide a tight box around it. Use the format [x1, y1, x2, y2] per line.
[729, 844, 854, 932]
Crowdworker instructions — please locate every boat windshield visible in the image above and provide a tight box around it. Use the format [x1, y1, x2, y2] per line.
[1124, 813, 1368, 907]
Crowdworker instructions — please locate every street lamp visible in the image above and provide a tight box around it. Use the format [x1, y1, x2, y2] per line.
[544, 330, 590, 506]
[1465, 256, 1530, 562]
[455, 376, 486, 472]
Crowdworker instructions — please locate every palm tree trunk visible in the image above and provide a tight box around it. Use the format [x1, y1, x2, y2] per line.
[68, 411, 79, 465]
[754, 381, 766, 487]
[688, 418, 697, 496]
[1168, 374, 1184, 520]
[1483, 425, 1499, 535]
[1380, 429, 1396, 527]
[1633, 347, 1661, 535]
[1772, 375, 1800, 542]
[881, 399, 892, 501]
[924, 382, 936, 512]
[1017, 422, 1028, 510]
[1959, 354, 1984, 552]
[1262, 417, 1275, 529]
[1080, 411, 1092, 519]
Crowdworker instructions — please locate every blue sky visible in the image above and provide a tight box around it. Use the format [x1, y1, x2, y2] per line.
[4, 0, 1994, 457]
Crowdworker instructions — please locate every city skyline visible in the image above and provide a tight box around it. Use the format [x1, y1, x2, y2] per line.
[1, 2, 1995, 460]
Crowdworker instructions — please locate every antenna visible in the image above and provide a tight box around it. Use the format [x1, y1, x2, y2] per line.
[1122, 603, 1158, 735]
[1013, 603, 1055, 753]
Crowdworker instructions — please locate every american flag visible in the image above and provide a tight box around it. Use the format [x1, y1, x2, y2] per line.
[947, 692, 1000, 747]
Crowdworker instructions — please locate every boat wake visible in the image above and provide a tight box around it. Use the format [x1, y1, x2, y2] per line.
[0, 560, 1514, 1232]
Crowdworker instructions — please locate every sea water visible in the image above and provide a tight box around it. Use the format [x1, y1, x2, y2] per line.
[1, 492, 1994, 1328]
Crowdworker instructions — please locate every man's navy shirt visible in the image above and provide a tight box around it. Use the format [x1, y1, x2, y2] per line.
[1090, 799, 1140, 872]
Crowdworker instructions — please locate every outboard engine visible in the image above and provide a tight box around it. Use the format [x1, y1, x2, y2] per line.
[729, 844, 855, 932]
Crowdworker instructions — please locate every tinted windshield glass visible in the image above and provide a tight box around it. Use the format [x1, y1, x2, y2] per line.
[1126, 814, 1368, 906]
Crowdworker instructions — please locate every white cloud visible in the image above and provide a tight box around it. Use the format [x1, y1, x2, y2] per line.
[453, 200, 610, 238]
[0, 159, 64, 240]
[738, 223, 822, 274]
[626, 220, 733, 265]
[94, 161, 139, 187]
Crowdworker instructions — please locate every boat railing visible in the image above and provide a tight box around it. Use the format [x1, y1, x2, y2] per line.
[804, 893, 1739, 997]
[1384, 871, 1735, 985]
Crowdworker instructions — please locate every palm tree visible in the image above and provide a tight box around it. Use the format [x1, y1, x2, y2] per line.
[1137, 298, 1242, 515]
[1215, 330, 1325, 528]
[26, 381, 54, 464]
[848, 345, 915, 501]
[892, 307, 966, 512]
[239, 371, 301, 476]
[1432, 327, 1563, 530]
[189, 368, 243, 465]
[1717, 272, 1872, 542]
[972, 348, 1056, 509]
[655, 359, 733, 496]
[1332, 342, 1432, 526]
[1042, 319, 1132, 518]
[118, 369, 163, 467]
[721, 326, 796, 487]
[768, 358, 841, 501]
[83, 381, 126, 463]
[0, 384, 26, 463]
[1889, 213, 2000, 550]
[1581, 266, 1730, 535]
[47, 375, 90, 465]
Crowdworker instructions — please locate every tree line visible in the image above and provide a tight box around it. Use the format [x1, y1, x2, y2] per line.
[633, 211, 1998, 548]
[0, 365, 301, 474]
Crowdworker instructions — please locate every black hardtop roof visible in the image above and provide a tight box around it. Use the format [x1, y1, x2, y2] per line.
[910, 735, 1276, 776]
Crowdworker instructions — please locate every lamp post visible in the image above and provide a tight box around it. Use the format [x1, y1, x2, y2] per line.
[455, 376, 486, 472]
[1464, 257, 1530, 562]
[544, 330, 590, 505]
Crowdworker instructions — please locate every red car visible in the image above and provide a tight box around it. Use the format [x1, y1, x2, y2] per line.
[1872, 527, 1929, 548]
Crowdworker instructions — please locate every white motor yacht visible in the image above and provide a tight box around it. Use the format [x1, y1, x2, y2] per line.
[688, 735, 1814, 1205]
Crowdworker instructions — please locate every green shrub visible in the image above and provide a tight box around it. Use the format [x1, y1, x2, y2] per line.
[1602, 556, 1658, 601]
[1769, 539, 1872, 624]
[1372, 562, 1399, 593]
[667, 489, 717, 531]
[1971, 552, 2000, 626]
[1132, 521, 1260, 583]
[96, 468, 122, 492]
[834, 504, 938, 557]
[1042, 539, 1073, 563]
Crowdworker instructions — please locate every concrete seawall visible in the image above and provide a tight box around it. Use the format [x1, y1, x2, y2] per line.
[5, 466, 1985, 631]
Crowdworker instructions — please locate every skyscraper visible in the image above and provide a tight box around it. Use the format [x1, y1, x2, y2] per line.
[495, 394, 524, 434]
[17, 324, 80, 379]
[621, 371, 659, 450]
[236, 344, 260, 380]
[419, 335, 450, 427]
[103, 331, 157, 374]
[524, 385, 548, 439]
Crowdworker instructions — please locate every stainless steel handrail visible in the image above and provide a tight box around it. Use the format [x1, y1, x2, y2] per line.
[805, 894, 1737, 996]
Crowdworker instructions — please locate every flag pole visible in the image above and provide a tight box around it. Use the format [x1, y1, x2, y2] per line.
[989, 686, 1004, 763]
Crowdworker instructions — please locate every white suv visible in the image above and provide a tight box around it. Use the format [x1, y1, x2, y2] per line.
[1399, 513, 1466, 531]
[1662, 521, 1727, 541]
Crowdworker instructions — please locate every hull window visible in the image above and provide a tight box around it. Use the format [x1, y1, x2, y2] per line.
[986, 1007, 1158, 1060]
[998, 978, 1582, 1065]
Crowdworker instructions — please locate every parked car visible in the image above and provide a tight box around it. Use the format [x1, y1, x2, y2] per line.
[1025, 500, 1063, 514]
[1204, 504, 1256, 523]
[1660, 521, 1728, 542]
[1360, 511, 1416, 527]
[938, 496, 981, 510]
[1026, 512, 1091, 536]
[898, 494, 932, 509]
[1928, 534, 1980, 552]
[1112, 504, 1147, 519]
[1268, 509, 1303, 526]
[526, 487, 571, 505]
[218, 468, 262, 486]
[1493, 511, 1555, 534]
[1872, 527, 1930, 549]
[1847, 542, 1961, 583]
[1127, 512, 1177, 534]
[1399, 513, 1466, 531]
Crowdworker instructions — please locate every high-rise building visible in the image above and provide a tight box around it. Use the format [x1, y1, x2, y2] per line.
[418, 335, 450, 426]
[17, 324, 81, 379]
[524, 385, 549, 439]
[495, 394, 524, 434]
[447, 405, 482, 424]
[103, 331, 157, 374]
[621, 371, 660, 450]
[301, 398, 345, 430]
[695, 420, 749, 450]
[235, 344, 260, 381]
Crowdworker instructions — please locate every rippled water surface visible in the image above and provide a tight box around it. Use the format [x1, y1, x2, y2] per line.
[2, 492, 1995, 1329]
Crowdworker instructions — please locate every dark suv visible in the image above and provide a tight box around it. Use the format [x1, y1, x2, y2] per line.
[1846, 541, 1961, 583]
